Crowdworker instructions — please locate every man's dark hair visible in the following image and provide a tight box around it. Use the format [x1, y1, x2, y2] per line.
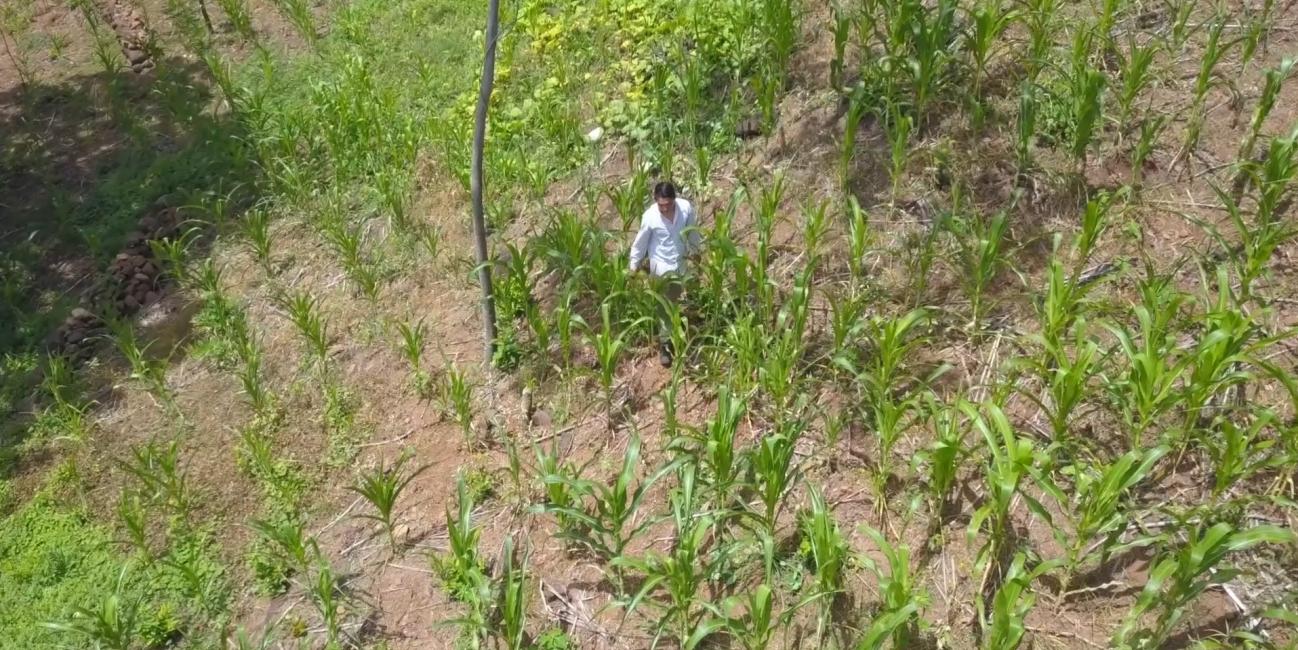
[653, 181, 677, 200]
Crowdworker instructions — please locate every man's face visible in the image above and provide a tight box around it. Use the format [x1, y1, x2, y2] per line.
[656, 197, 676, 220]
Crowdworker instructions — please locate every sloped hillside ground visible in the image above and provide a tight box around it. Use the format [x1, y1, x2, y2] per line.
[3, 0, 1298, 649]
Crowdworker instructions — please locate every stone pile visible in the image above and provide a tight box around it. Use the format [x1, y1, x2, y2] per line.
[48, 206, 182, 359]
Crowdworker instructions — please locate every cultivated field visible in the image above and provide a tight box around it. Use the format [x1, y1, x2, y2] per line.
[2, 0, 1298, 649]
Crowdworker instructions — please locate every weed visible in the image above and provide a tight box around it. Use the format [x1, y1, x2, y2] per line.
[350, 454, 429, 554]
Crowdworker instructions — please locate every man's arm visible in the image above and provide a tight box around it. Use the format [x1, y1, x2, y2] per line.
[629, 215, 652, 272]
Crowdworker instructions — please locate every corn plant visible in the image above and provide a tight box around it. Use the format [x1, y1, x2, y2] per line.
[858, 525, 923, 650]
[886, 104, 913, 205]
[670, 386, 744, 508]
[43, 571, 138, 650]
[982, 554, 1058, 649]
[119, 439, 192, 521]
[587, 302, 643, 431]
[107, 319, 174, 408]
[551, 294, 585, 370]
[830, 3, 850, 91]
[440, 362, 475, 447]
[307, 559, 344, 649]
[802, 485, 849, 646]
[608, 168, 650, 233]
[1203, 408, 1287, 500]
[238, 340, 275, 418]
[1066, 31, 1106, 174]
[617, 465, 726, 649]
[1115, 35, 1158, 136]
[1112, 523, 1297, 650]
[395, 319, 433, 398]
[953, 210, 1009, 329]
[846, 196, 873, 285]
[720, 584, 818, 650]
[965, 0, 1014, 109]
[748, 418, 805, 536]
[241, 208, 274, 275]
[1022, 0, 1058, 79]
[271, 0, 316, 46]
[434, 473, 489, 602]
[963, 402, 1056, 590]
[1019, 327, 1101, 442]
[320, 218, 382, 300]
[827, 289, 866, 368]
[540, 434, 678, 566]
[249, 515, 317, 577]
[1253, 129, 1298, 223]
[856, 309, 933, 500]
[276, 290, 330, 369]
[494, 537, 529, 650]
[350, 454, 429, 554]
[1205, 183, 1296, 304]
[214, 0, 255, 42]
[916, 398, 965, 528]
[1177, 16, 1232, 171]
[1057, 445, 1167, 591]
[117, 491, 152, 561]
[1104, 274, 1187, 445]
[840, 87, 872, 189]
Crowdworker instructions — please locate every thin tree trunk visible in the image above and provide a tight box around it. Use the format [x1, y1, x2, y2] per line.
[197, 0, 214, 33]
[470, 0, 500, 364]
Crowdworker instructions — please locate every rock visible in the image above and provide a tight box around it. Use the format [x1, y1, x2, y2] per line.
[66, 329, 85, 344]
[139, 216, 158, 232]
[124, 48, 148, 66]
[71, 308, 94, 322]
[133, 272, 150, 284]
[393, 523, 411, 542]
[145, 291, 159, 304]
[124, 294, 139, 310]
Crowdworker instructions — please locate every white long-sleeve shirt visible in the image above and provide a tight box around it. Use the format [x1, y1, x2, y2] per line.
[628, 198, 701, 276]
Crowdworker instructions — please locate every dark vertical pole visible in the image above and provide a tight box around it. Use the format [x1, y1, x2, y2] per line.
[471, 0, 500, 364]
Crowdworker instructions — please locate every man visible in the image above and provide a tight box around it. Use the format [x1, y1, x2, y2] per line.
[629, 181, 701, 367]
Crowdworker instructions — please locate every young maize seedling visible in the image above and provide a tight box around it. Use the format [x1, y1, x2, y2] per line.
[238, 342, 276, 419]
[433, 474, 490, 606]
[1207, 409, 1286, 501]
[250, 515, 317, 577]
[276, 291, 330, 371]
[963, 402, 1057, 597]
[108, 319, 175, 409]
[966, 0, 1014, 109]
[982, 553, 1058, 649]
[350, 454, 429, 554]
[830, 3, 850, 91]
[886, 103, 913, 206]
[395, 319, 433, 398]
[1019, 327, 1101, 442]
[149, 227, 202, 289]
[954, 210, 1009, 330]
[1203, 183, 1295, 304]
[1058, 445, 1167, 592]
[749, 419, 805, 537]
[846, 196, 873, 287]
[533, 439, 581, 536]
[241, 208, 274, 274]
[1129, 115, 1166, 194]
[494, 537, 530, 650]
[440, 362, 475, 447]
[721, 584, 819, 650]
[859, 525, 924, 649]
[916, 397, 966, 530]
[541, 434, 679, 566]
[119, 439, 193, 521]
[1115, 35, 1158, 135]
[1067, 31, 1106, 174]
[321, 219, 383, 300]
[1253, 129, 1298, 223]
[1112, 523, 1297, 649]
[670, 386, 744, 508]
[608, 168, 650, 233]
[827, 289, 866, 369]
[551, 293, 585, 371]
[1022, 0, 1058, 80]
[270, 0, 315, 45]
[307, 558, 345, 649]
[1103, 273, 1187, 444]
[1177, 16, 1232, 171]
[840, 87, 872, 190]
[42, 570, 138, 650]
[214, 0, 255, 43]
[802, 485, 849, 646]
[617, 465, 727, 649]
[587, 302, 644, 431]
[116, 490, 152, 561]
